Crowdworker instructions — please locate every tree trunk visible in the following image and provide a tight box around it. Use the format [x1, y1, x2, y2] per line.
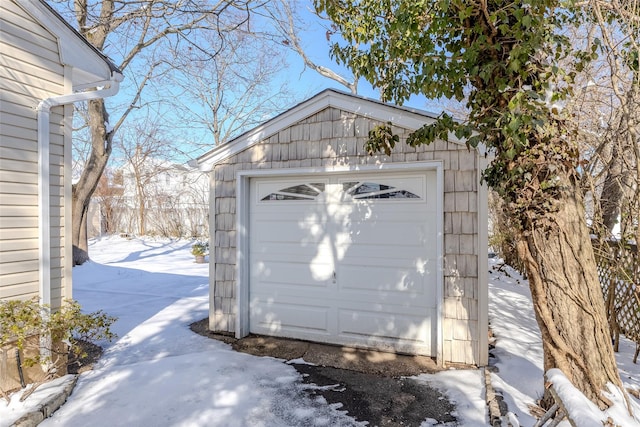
[137, 186, 146, 236]
[516, 174, 622, 409]
[72, 99, 112, 266]
[599, 123, 635, 235]
[71, 198, 90, 265]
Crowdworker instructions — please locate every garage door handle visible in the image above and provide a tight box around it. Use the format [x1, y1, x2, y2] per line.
[332, 271, 336, 283]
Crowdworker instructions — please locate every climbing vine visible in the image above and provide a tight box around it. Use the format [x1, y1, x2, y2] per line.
[318, 0, 596, 233]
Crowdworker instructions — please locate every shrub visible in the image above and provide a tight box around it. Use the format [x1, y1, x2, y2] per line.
[0, 298, 116, 401]
[191, 241, 208, 256]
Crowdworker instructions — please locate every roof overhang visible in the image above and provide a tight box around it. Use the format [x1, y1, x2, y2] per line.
[20, 0, 123, 88]
[197, 89, 466, 170]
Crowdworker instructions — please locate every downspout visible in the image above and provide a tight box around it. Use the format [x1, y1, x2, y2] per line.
[36, 74, 122, 309]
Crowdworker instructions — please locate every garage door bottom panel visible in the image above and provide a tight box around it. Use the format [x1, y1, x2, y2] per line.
[337, 309, 434, 343]
[250, 305, 435, 356]
[248, 327, 433, 357]
[251, 302, 331, 334]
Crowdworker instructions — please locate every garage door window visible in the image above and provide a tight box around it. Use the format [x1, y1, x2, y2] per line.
[261, 183, 326, 201]
[343, 181, 420, 200]
[262, 181, 420, 202]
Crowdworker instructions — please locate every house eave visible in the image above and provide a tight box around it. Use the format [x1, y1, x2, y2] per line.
[20, 0, 123, 87]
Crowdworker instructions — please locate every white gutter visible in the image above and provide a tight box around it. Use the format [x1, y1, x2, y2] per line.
[36, 75, 122, 308]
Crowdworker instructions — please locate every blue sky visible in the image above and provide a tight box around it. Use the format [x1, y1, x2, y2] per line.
[83, 2, 443, 165]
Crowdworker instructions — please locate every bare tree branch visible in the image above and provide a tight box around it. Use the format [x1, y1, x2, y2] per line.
[262, 1, 358, 94]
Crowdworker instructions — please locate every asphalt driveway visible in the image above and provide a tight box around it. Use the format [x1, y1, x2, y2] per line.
[191, 320, 460, 426]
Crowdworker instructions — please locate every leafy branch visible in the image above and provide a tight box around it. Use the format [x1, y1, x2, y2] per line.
[0, 299, 116, 403]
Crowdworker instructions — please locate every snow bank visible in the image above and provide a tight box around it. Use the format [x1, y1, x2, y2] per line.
[546, 368, 640, 427]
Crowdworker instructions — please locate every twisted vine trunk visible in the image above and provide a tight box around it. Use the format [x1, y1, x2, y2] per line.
[516, 173, 622, 409]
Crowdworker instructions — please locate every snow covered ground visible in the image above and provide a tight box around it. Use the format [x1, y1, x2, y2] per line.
[1, 236, 639, 426]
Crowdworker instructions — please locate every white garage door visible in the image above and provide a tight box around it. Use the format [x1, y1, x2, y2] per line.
[249, 171, 439, 356]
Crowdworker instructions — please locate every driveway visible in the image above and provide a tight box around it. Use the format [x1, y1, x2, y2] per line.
[191, 321, 459, 426]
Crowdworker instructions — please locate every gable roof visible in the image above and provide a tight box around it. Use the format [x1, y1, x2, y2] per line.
[18, 0, 122, 87]
[197, 89, 461, 169]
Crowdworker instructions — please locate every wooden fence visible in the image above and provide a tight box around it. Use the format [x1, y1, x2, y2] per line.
[593, 240, 640, 363]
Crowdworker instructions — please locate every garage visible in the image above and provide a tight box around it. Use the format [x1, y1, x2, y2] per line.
[249, 172, 439, 355]
[198, 89, 488, 365]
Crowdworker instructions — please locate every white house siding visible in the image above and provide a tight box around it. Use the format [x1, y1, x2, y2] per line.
[210, 106, 482, 365]
[0, 0, 71, 308]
